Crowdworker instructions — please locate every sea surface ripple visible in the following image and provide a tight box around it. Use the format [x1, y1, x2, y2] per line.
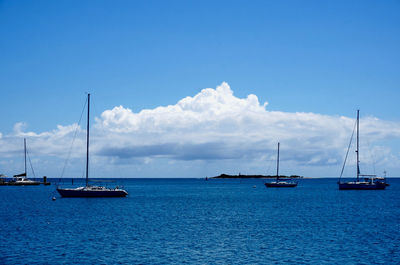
[0, 178, 399, 264]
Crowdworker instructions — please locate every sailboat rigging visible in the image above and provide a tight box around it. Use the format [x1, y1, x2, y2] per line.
[57, 94, 128, 197]
[338, 110, 387, 190]
[8, 139, 40, 186]
[264, 142, 297, 188]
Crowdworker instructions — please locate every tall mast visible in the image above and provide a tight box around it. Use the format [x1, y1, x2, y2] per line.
[86, 94, 90, 187]
[276, 142, 280, 180]
[24, 138, 27, 176]
[356, 110, 360, 182]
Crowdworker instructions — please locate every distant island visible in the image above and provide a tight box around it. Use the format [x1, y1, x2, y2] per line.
[212, 174, 303, 179]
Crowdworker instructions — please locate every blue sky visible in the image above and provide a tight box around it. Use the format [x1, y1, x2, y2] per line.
[1, 1, 399, 178]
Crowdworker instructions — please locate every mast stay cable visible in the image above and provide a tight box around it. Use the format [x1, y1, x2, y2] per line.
[58, 97, 88, 182]
[26, 148, 36, 179]
[339, 119, 357, 181]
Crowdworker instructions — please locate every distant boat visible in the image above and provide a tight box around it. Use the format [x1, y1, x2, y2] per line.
[57, 94, 128, 197]
[338, 110, 387, 190]
[7, 139, 40, 186]
[0, 174, 7, 185]
[265, 143, 297, 188]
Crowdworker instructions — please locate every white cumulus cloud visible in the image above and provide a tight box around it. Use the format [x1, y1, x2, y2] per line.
[1, 82, 400, 178]
[94, 82, 400, 170]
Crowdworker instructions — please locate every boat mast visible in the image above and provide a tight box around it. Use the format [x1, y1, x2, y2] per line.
[86, 94, 90, 187]
[24, 138, 27, 177]
[356, 110, 360, 182]
[276, 142, 280, 180]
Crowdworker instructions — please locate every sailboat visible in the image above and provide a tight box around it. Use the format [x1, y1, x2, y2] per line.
[264, 142, 297, 188]
[57, 94, 128, 197]
[8, 139, 40, 186]
[338, 110, 387, 190]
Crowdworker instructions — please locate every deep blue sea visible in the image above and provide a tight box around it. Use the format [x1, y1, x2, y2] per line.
[1, 178, 399, 264]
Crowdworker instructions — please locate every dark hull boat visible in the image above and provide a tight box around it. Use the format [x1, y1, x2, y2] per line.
[338, 181, 386, 190]
[338, 110, 387, 190]
[265, 143, 298, 188]
[57, 186, 128, 197]
[265, 181, 297, 188]
[57, 94, 128, 198]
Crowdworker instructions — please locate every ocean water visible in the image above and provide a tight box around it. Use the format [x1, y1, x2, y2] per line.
[0, 178, 399, 264]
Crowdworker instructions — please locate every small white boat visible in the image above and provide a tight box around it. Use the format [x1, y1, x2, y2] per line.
[8, 139, 40, 186]
[8, 176, 40, 186]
